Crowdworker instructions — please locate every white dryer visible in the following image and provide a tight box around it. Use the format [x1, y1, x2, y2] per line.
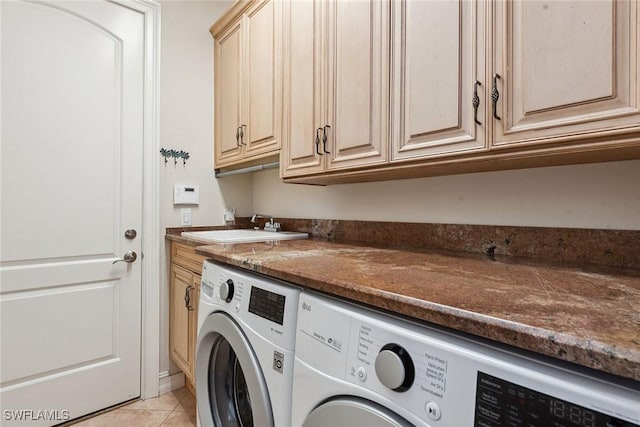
[292, 292, 640, 427]
[196, 261, 299, 427]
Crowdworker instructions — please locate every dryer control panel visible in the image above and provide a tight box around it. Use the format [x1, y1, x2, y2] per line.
[474, 371, 639, 427]
[343, 316, 460, 424]
[295, 292, 640, 427]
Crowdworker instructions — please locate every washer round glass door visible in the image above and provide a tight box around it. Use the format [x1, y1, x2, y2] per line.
[196, 312, 273, 427]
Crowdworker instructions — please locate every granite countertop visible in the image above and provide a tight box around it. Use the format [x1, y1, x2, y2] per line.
[166, 233, 640, 382]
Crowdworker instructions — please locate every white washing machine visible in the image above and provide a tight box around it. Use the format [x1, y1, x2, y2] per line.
[292, 292, 640, 427]
[196, 260, 299, 427]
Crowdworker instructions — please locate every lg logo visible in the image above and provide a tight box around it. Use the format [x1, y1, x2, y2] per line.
[302, 302, 311, 312]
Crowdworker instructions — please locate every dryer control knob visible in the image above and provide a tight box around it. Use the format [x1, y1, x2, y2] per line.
[374, 344, 414, 392]
[219, 279, 234, 303]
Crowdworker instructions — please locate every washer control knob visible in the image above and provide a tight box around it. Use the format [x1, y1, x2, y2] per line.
[356, 367, 367, 382]
[219, 279, 234, 303]
[425, 402, 441, 420]
[374, 344, 414, 392]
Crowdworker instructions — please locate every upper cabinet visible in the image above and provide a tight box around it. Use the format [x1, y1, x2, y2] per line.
[391, 0, 486, 162]
[212, 0, 281, 170]
[490, 0, 640, 148]
[281, 0, 390, 178]
[204, 0, 640, 184]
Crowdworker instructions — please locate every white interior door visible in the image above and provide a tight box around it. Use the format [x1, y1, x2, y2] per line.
[1, 1, 144, 424]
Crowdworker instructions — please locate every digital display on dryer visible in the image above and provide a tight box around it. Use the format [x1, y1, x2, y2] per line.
[474, 371, 639, 427]
[248, 286, 285, 325]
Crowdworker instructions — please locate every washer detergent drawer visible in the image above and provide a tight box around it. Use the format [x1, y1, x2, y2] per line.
[200, 260, 299, 351]
[295, 293, 640, 427]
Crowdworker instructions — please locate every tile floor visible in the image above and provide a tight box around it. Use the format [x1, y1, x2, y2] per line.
[71, 387, 196, 427]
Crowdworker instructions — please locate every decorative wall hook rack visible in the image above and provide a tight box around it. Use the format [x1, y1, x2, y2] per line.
[160, 148, 190, 165]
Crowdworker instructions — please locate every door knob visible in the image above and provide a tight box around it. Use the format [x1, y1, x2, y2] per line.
[112, 251, 137, 264]
[124, 229, 137, 239]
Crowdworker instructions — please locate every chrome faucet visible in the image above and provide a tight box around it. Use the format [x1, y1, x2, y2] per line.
[251, 214, 280, 232]
[251, 214, 273, 225]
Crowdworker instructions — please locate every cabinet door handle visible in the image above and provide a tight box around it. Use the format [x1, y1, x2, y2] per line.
[322, 125, 331, 154]
[473, 80, 481, 125]
[184, 285, 194, 311]
[239, 124, 247, 145]
[236, 126, 241, 146]
[315, 128, 323, 155]
[491, 73, 501, 120]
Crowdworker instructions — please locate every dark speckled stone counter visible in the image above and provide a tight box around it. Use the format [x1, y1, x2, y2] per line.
[176, 237, 640, 382]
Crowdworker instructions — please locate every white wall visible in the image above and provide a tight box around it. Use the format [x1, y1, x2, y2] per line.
[253, 159, 640, 230]
[158, 0, 251, 376]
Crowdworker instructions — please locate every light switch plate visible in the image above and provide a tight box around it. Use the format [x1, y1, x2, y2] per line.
[223, 207, 236, 222]
[180, 208, 192, 226]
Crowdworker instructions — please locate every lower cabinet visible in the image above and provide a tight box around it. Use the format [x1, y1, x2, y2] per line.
[169, 242, 206, 389]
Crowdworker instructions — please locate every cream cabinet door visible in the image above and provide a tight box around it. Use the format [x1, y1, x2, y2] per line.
[214, 0, 281, 169]
[280, 0, 325, 177]
[391, 0, 486, 162]
[244, 0, 281, 156]
[169, 265, 193, 382]
[325, 0, 390, 170]
[281, 0, 390, 177]
[214, 19, 244, 166]
[188, 273, 200, 383]
[491, 0, 640, 148]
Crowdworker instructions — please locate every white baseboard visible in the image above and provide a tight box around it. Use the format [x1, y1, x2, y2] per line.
[158, 371, 185, 395]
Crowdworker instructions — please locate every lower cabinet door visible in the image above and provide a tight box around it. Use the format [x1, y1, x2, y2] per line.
[188, 273, 201, 383]
[169, 264, 194, 381]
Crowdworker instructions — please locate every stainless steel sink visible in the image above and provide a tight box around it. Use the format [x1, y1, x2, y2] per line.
[180, 229, 308, 244]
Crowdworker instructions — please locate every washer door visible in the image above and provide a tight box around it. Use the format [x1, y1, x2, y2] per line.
[303, 397, 413, 427]
[196, 312, 273, 427]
